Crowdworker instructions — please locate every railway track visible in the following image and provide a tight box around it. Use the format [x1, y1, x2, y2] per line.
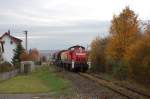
[79, 73, 150, 99]
[92, 74, 150, 98]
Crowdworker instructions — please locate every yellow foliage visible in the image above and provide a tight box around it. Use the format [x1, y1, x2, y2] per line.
[90, 36, 107, 72]
[125, 32, 150, 83]
[106, 7, 140, 62]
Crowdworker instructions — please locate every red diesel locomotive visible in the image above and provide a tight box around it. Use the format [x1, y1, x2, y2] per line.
[53, 45, 89, 72]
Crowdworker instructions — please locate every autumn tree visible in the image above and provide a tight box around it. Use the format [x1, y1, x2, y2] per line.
[105, 7, 140, 79]
[29, 48, 40, 62]
[90, 36, 107, 72]
[125, 22, 150, 84]
[20, 51, 30, 61]
[20, 48, 40, 62]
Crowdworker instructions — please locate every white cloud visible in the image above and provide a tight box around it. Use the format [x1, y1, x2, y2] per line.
[0, 0, 149, 49]
[0, 0, 149, 25]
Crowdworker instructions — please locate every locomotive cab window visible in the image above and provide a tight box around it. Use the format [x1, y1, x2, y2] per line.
[71, 48, 74, 50]
[79, 47, 82, 52]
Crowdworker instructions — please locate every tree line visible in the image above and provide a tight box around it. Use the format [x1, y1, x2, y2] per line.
[12, 44, 42, 68]
[90, 7, 150, 85]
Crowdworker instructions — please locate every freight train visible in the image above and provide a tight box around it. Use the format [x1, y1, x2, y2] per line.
[52, 45, 89, 72]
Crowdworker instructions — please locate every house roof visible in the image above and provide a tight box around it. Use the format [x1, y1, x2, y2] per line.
[0, 32, 22, 43]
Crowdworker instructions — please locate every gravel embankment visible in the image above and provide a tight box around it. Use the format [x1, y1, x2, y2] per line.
[60, 71, 128, 99]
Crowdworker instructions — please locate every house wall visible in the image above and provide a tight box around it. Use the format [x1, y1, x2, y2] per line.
[1, 35, 17, 63]
[0, 43, 3, 62]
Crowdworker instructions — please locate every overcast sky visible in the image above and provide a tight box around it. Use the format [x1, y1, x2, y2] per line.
[0, 0, 149, 50]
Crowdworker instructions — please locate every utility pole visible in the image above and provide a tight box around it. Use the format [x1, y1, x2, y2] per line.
[24, 30, 28, 51]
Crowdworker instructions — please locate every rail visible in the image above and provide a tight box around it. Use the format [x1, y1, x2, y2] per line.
[79, 73, 150, 99]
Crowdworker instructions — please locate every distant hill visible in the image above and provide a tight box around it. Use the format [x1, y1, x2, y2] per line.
[39, 50, 58, 56]
[39, 50, 60, 60]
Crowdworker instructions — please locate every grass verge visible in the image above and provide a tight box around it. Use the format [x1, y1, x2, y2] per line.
[0, 65, 71, 94]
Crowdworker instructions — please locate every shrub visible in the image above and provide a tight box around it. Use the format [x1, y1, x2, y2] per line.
[112, 60, 128, 80]
[20, 51, 30, 61]
[0, 62, 14, 73]
[125, 32, 150, 84]
[34, 61, 42, 65]
[105, 57, 116, 73]
[29, 48, 40, 61]
[90, 36, 107, 72]
[20, 49, 40, 62]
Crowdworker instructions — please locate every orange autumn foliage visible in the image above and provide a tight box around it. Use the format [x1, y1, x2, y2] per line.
[91, 6, 150, 84]
[125, 24, 150, 84]
[106, 7, 140, 62]
[20, 51, 30, 61]
[20, 49, 40, 62]
[104, 7, 141, 79]
[29, 48, 40, 61]
[90, 36, 107, 72]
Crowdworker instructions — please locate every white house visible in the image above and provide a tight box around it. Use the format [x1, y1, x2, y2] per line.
[0, 31, 22, 63]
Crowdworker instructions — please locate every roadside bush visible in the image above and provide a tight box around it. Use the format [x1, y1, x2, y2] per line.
[105, 57, 128, 80]
[90, 36, 107, 72]
[34, 61, 42, 65]
[105, 56, 116, 74]
[125, 32, 150, 84]
[20, 49, 40, 63]
[29, 48, 40, 62]
[112, 60, 128, 80]
[0, 62, 14, 73]
[20, 51, 30, 61]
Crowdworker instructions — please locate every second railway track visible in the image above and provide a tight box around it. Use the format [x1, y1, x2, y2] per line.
[79, 73, 150, 99]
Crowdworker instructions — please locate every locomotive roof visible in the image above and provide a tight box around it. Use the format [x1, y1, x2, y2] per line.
[68, 45, 85, 50]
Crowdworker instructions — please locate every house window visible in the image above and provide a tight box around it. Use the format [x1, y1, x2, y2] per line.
[10, 41, 13, 44]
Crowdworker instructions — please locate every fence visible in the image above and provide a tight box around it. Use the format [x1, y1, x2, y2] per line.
[0, 69, 19, 81]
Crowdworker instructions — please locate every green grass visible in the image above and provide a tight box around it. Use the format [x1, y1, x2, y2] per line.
[34, 66, 70, 92]
[0, 65, 71, 93]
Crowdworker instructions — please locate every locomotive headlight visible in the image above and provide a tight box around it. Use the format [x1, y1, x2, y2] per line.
[87, 61, 91, 69]
[72, 61, 75, 69]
